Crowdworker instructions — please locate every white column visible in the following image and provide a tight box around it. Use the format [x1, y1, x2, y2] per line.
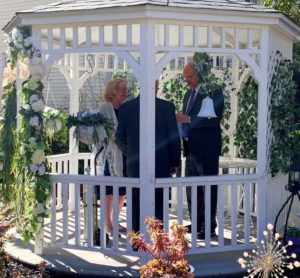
[256, 27, 269, 240]
[139, 22, 156, 233]
[68, 53, 80, 212]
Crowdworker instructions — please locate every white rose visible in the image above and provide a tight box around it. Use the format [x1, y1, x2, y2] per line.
[31, 99, 45, 112]
[37, 217, 44, 223]
[14, 40, 22, 48]
[31, 149, 46, 164]
[33, 203, 45, 215]
[23, 104, 31, 111]
[23, 37, 32, 47]
[4, 33, 12, 44]
[29, 116, 39, 127]
[29, 164, 38, 173]
[29, 182, 36, 189]
[30, 94, 39, 104]
[38, 164, 46, 176]
[12, 28, 23, 42]
[29, 137, 36, 145]
[43, 106, 51, 113]
[19, 146, 26, 155]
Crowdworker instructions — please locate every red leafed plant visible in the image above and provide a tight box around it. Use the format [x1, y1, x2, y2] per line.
[128, 217, 194, 278]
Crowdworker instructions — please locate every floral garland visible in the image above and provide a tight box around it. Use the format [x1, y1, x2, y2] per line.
[67, 111, 114, 149]
[2, 25, 51, 243]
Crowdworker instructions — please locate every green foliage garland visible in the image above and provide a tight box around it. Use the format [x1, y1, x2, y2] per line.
[0, 82, 17, 203]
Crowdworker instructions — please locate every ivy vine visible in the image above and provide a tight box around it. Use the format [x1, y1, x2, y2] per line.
[0, 81, 17, 203]
[269, 51, 300, 175]
[234, 76, 258, 160]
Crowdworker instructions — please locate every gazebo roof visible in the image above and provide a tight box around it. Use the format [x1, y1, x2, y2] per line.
[4, 0, 300, 42]
[20, 0, 275, 13]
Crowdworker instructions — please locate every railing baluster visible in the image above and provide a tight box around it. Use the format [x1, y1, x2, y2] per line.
[218, 184, 225, 247]
[62, 182, 69, 245]
[231, 183, 238, 245]
[51, 181, 57, 244]
[74, 182, 81, 246]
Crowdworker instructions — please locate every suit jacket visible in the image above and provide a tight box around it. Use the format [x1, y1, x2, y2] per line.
[116, 96, 181, 178]
[183, 86, 224, 157]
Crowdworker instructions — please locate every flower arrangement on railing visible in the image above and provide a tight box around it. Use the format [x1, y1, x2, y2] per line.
[1, 25, 51, 243]
[128, 217, 194, 278]
[67, 111, 114, 149]
[238, 223, 300, 278]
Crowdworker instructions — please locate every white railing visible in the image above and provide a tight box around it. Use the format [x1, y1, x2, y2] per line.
[47, 173, 260, 256]
[45, 153, 259, 257]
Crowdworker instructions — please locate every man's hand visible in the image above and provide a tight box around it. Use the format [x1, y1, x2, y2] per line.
[176, 112, 190, 123]
[170, 166, 179, 176]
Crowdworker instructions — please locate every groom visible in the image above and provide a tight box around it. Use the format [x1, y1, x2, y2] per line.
[116, 81, 181, 233]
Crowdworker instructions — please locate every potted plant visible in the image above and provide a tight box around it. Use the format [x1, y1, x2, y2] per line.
[128, 217, 194, 278]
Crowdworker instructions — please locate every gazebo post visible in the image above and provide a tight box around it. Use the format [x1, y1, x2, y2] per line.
[256, 27, 270, 241]
[139, 22, 156, 237]
[68, 53, 81, 212]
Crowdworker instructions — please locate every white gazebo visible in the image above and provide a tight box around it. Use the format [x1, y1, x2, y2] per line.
[3, 0, 300, 262]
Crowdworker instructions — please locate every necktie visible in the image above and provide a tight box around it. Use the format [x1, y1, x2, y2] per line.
[182, 89, 196, 140]
[185, 89, 196, 115]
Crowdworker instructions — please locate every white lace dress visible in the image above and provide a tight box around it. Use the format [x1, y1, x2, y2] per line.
[90, 102, 123, 177]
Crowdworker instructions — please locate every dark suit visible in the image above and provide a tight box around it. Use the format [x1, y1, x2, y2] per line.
[183, 87, 224, 233]
[116, 96, 181, 232]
